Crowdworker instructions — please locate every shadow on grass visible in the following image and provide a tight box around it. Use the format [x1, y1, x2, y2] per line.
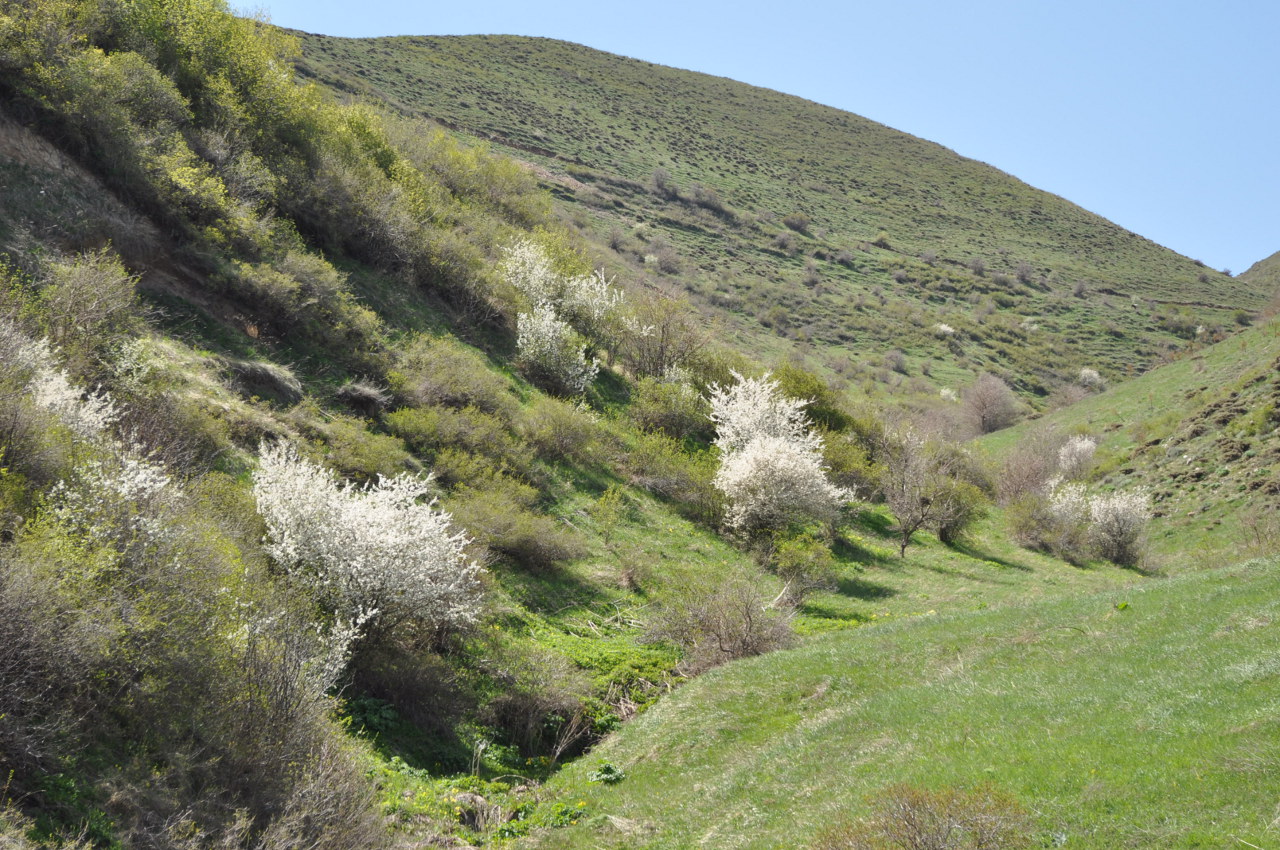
[950, 541, 1035, 572]
[833, 574, 896, 601]
[832, 534, 896, 568]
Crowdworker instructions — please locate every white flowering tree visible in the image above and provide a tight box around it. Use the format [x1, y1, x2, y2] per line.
[708, 372, 850, 531]
[253, 441, 483, 636]
[516, 304, 599, 395]
[1056, 435, 1097, 480]
[501, 239, 622, 392]
[1088, 489, 1151, 567]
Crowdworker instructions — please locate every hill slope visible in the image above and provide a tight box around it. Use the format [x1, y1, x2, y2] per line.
[293, 33, 1264, 398]
[529, 557, 1280, 849]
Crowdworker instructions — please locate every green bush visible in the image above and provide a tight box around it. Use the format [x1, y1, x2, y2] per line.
[447, 482, 584, 570]
[396, 335, 520, 421]
[520, 396, 606, 465]
[387, 404, 530, 478]
[629, 375, 711, 441]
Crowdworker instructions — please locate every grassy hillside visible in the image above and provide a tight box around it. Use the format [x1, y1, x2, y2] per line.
[528, 556, 1280, 849]
[0, 4, 1273, 848]
[1241, 250, 1280, 302]
[293, 33, 1265, 400]
[980, 316, 1280, 569]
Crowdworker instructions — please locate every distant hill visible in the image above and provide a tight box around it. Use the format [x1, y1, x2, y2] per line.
[293, 32, 1267, 399]
[1241, 249, 1280, 301]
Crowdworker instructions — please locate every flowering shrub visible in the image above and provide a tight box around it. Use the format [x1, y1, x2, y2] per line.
[501, 238, 622, 349]
[253, 441, 483, 634]
[1077, 367, 1106, 391]
[1, 325, 118, 438]
[1057, 435, 1097, 480]
[516, 304, 599, 395]
[1088, 489, 1151, 567]
[708, 372, 850, 531]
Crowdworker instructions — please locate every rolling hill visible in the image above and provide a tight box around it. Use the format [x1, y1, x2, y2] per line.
[293, 32, 1267, 400]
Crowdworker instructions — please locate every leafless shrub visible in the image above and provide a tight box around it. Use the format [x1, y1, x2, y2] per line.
[813, 784, 1032, 850]
[222, 357, 303, 406]
[334, 379, 390, 416]
[962, 373, 1020, 434]
[648, 575, 793, 675]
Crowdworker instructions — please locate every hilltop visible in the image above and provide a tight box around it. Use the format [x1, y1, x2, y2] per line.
[293, 33, 1266, 399]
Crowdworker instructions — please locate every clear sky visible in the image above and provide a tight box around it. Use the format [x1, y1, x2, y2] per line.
[254, 0, 1278, 275]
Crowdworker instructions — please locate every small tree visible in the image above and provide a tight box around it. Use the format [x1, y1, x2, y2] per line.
[253, 441, 483, 639]
[1088, 489, 1150, 567]
[708, 372, 850, 533]
[880, 428, 986, 556]
[963, 372, 1020, 434]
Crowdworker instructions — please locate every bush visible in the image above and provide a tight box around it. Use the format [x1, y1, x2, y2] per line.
[520, 396, 605, 465]
[709, 372, 850, 532]
[629, 375, 711, 441]
[814, 783, 1032, 850]
[447, 483, 584, 570]
[782, 212, 811, 232]
[517, 304, 598, 395]
[386, 404, 530, 479]
[962, 372, 1020, 434]
[771, 529, 837, 603]
[396, 334, 519, 420]
[1088, 489, 1150, 567]
[253, 440, 483, 638]
[36, 250, 144, 378]
[647, 574, 793, 675]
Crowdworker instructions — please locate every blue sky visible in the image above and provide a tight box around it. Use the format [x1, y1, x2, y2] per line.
[255, 0, 1278, 276]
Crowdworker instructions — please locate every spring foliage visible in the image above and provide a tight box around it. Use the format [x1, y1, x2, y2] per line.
[253, 441, 483, 633]
[708, 372, 849, 531]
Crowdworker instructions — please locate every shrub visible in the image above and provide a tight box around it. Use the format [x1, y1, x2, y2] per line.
[1057, 434, 1097, 480]
[1088, 489, 1150, 567]
[516, 304, 598, 395]
[252, 440, 483, 638]
[879, 428, 987, 556]
[814, 783, 1032, 850]
[520, 396, 604, 465]
[709, 372, 850, 532]
[447, 483, 584, 570]
[629, 374, 712, 440]
[771, 529, 837, 603]
[647, 573, 793, 675]
[1077, 367, 1106, 391]
[396, 335, 518, 420]
[618, 290, 708, 379]
[36, 250, 144, 378]
[386, 404, 529, 478]
[962, 372, 1020, 434]
[782, 212, 811, 232]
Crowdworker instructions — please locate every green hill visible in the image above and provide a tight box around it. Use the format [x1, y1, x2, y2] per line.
[293, 33, 1265, 398]
[0, 4, 1275, 848]
[528, 556, 1280, 849]
[1241, 249, 1280, 302]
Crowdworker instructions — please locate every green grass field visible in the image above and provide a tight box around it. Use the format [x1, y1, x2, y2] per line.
[525, 556, 1280, 849]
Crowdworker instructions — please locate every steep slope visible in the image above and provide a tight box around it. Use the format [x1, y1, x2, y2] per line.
[293, 33, 1265, 398]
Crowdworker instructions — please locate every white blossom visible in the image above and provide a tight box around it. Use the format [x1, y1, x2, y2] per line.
[715, 434, 848, 530]
[252, 441, 483, 632]
[499, 238, 561, 306]
[708, 372, 850, 530]
[1057, 435, 1097, 479]
[933, 323, 955, 337]
[1088, 489, 1151, 566]
[1077, 367, 1106, 391]
[516, 303, 599, 395]
[708, 371, 821, 456]
[1, 327, 117, 437]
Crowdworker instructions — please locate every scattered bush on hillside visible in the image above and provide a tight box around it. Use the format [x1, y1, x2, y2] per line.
[879, 427, 988, 556]
[516, 303, 599, 395]
[619, 289, 710, 380]
[629, 373, 712, 440]
[771, 529, 838, 605]
[396, 334, 519, 420]
[1057, 434, 1097, 480]
[783, 212, 811, 232]
[647, 573, 793, 675]
[814, 783, 1032, 850]
[1088, 489, 1151, 568]
[253, 440, 483, 640]
[520, 396, 606, 465]
[1077, 367, 1106, 391]
[709, 372, 851, 533]
[36, 250, 144, 378]
[962, 372, 1021, 434]
[447, 483, 584, 571]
